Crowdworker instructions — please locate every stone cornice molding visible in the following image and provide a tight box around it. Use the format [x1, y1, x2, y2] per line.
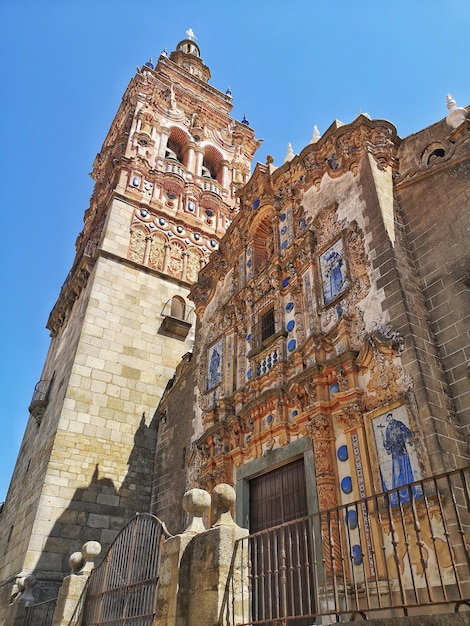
[272, 116, 400, 191]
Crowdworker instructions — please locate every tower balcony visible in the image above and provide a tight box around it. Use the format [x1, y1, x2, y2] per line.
[164, 160, 187, 180]
[160, 299, 195, 339]
[201, 179, 223, 197]
[28, 376, 54, 425]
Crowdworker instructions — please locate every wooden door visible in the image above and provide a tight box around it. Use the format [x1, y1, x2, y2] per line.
[249, 459, 314, 624]
[250, 457, 308, 531]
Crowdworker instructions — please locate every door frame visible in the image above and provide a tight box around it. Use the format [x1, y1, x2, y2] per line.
[235, 437, 318, 530]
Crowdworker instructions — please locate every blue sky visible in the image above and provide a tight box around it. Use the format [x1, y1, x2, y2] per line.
[0, 1, 469, 502]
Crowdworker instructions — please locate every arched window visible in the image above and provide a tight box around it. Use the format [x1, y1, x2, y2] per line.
[165, 139, 183, 162]
[202, 145, 223, 183]
[170, 295, 186, 320]
[253, 217, 274, 272]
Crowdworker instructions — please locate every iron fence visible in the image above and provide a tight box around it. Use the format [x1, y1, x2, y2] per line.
[79, 513, 170, 626]
[234, 466, 470, 624]
[25, 597, 56, 626]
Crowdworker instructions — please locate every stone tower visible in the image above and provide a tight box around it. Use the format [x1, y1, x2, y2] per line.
[0, 31, 260, 618]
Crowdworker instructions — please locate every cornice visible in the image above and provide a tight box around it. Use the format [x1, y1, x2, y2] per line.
[273, 116, 401, 192]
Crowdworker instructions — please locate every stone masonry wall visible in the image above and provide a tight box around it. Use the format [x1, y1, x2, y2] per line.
[396, 119, 470, 447]
[151, 357, 196, 535]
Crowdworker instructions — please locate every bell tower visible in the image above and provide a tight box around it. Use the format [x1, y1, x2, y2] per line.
[0, 31, 260, 617]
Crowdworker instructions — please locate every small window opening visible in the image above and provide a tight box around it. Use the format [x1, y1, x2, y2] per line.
[427, 148, 445, 164]
[261, 308, 276, 342]
[170, 296, 185, 320]
[165, 140, 183, 163]
[202, 158, 216, 179]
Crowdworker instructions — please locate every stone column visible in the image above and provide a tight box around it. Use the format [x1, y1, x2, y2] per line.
[187, 484, 249, 626]
[154, 488, 211, 626]
[51, 541, 101, 626]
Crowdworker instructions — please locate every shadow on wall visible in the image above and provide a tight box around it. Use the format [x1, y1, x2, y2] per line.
[7, 414, 158, 615]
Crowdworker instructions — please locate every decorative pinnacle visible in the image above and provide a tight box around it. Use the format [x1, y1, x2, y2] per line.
[186, 28, 197, 41]
[310, 125, 321, 143]
[284, 142, 295, 163]
[446, 94, 467, 129]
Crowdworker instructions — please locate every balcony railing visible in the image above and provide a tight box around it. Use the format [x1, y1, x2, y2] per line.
[202, 179, 222, 197]
[160, 300, 195, 339]
[164, 160, 187, 179]
[25, 597, 56, 626]
[231, 466, 470, 624]
[28, 377, 54, 422]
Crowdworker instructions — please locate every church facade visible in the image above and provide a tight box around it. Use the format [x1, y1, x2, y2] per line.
[155, 102, 470, 526]
[0, 32, 469, 624]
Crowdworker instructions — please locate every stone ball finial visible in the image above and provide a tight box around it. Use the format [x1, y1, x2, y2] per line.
[211, 483, 236, 527]
[183, 488, 211, 515]
[446, 94, 467, 129]
[82, 541, 101, 561]
[79, 541, 102, 575]
[182, 488, 211, 534]
[69, 551, 84, 574]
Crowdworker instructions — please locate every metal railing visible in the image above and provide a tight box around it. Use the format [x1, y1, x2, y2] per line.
[25, 597, 56, 626]
[29, 378, 53, 405]
[80, 513, 170, 626]
[161, 298, 195, 324]
[234, 466, 470, 624]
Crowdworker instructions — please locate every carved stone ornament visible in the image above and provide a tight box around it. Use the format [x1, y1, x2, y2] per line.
[306, 412, 333, 440]
[362, 345, 412, 411]
[334, 403, 364, 432]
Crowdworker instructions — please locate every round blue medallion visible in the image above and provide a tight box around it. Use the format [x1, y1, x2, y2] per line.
[281, 240, 288, 249]
[140, 210, 148, 217]
[188, 201, 195, 212]
[287, 339, 296, 352]
[346, 509, 358, 530]
[341, 476, 353, 494]
[329, 382, 340, 395]
[267, 414, 273, 423]
[351, 545, 363, 566]
[281, 226, 287, 235]
[292, 410, 298, 417]
[253, 199, 260, 209]
[210, 240, 217, 248]
[280, 213, 286, 222]
[286, 320, 295, 332]
[286, 302, 294, 312]
[132, 176, 140, 187]
[282, 277, 290, 287]
[159, 218, 166, 226]
[337, 445, 349, 462]
[247, 369, 252, 379]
